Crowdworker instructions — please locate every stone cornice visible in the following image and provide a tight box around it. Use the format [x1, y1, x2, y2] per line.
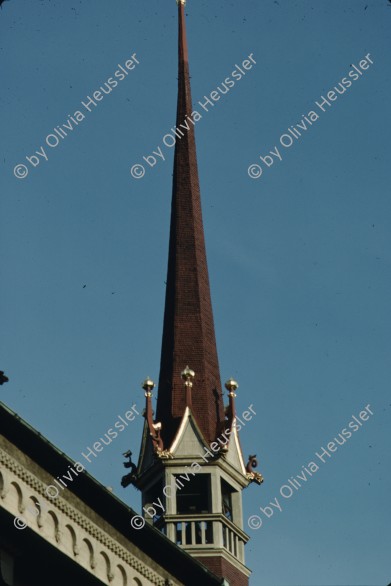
[0, 446, 176, 586]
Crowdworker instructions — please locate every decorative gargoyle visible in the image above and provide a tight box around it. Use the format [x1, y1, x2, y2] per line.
[246, 454, 264, 485]
[151, 422, 164, 452]
[121, 450, 138, 488]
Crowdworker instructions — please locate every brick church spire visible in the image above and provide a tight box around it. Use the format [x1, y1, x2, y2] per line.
[126, 7, 263, 585]
[156, 0, 225, 448]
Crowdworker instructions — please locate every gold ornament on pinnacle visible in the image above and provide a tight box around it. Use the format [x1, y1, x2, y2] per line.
[181, 365, 195, 387]
[142, 376, 155, 396]
[225, 377, 239, 396]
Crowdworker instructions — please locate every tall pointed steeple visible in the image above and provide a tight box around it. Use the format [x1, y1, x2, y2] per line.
[156, 0, 225, 448]
[126, 5, 263, 586]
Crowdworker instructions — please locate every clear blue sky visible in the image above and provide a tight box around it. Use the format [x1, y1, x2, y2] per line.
[1, 1, 390, 585]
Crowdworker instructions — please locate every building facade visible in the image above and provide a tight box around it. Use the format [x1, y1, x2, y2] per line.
[0, 402, 222, 586]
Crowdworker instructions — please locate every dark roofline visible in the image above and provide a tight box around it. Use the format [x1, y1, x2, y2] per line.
[0, 401, 222, 586]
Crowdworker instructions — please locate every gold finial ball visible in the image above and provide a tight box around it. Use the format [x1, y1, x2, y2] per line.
[176, 0, 186, 5]
[225, 377, 239, 393]
[142, 377, 155, 393]
[181, 365, 195, 381]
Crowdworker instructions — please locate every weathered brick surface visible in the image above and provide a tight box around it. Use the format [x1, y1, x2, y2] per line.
[157, 3, 225, 447]
[194, 556, 249, 586]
